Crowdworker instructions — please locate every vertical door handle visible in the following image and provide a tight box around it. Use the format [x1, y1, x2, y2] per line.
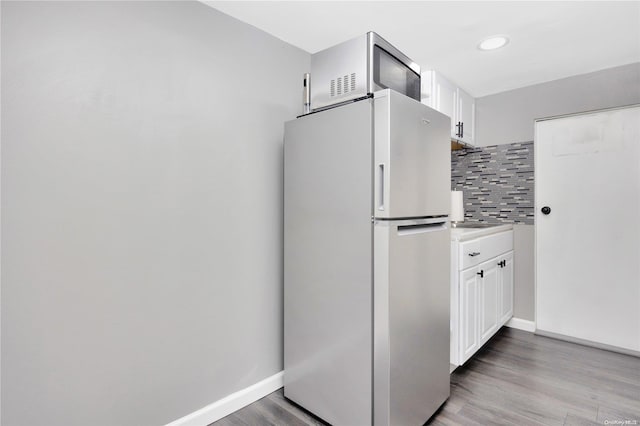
[378, 164, 385, 211]
[477, 270, 484, 278]
[461, 122, 464, 138]
[455, 122, 462, 137]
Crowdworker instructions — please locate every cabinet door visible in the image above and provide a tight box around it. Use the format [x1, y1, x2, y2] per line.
[420, 71, 435, 108]
[459, 268, 479, 363]
[432, 73, 458, 139]
[374, 91, 451, 219]
[457, 88, 475, 146]
[479, 260, 499, 345]
[499, 251, 514, 324]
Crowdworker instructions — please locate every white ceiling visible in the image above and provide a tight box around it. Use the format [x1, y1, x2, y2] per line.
[205, 1, 640, 97]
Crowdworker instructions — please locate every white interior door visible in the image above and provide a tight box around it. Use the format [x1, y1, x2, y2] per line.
[535, 106, 640, 352]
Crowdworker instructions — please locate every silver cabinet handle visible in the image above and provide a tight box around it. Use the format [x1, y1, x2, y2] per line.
[468, 252, 480, 257]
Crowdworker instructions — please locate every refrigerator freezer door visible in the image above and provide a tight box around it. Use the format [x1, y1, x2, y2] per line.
[284, 99, 373, 425]
[374, 218, 450, 426]
[374, 90, 451, 219]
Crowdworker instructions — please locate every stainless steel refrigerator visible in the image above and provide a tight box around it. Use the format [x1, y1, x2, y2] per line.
[284, 89, 451, 426]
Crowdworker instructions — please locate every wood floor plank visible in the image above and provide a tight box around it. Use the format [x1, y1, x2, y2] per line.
[213, 412, 252, 426]
[267, 389, 327, 426]
[474, 339, 636, 409]
[462, 358, 599, 420]
[484, 333, 640, 395]
[450, 368, 580, 424]
[255, 398, 310, 426]
[563, 413, 601, 426]
[456, 397, 551, 426]
[428, 404, 484, 426]
[597, 404, 640, 424]
[212, 327, 640, 426]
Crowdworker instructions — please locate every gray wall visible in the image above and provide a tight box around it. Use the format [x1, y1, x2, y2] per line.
[475, 62, 640, 147]
[473, 62, 640, 322]
[1, 2, 309, 425]
[513, 225, 535, 321]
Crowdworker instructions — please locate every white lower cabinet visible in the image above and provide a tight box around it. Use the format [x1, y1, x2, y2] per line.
[479, 260, 499, 346]
[452, 229, 514, 366]
[499, 252, 514, 325]
[460, 268, 479, 361]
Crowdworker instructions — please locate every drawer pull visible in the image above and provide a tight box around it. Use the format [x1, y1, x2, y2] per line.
[468, 252, 480, 257]
[477, 270, 484, 278]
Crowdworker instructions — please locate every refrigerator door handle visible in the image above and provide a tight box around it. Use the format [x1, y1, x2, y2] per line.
[397, 221, 447, 236]
[377, 163, 385, 211]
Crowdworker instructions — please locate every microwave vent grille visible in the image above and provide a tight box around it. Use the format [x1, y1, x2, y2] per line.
[330, 73, 357, 97]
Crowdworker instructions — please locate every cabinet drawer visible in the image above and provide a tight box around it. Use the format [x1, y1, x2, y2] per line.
[459, 230, 513, 270]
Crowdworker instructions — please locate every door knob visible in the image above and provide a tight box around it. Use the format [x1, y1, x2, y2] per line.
[541, 206, 551, 215]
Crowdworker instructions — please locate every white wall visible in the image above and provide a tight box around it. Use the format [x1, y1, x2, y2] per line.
[1, 2, 309, 425]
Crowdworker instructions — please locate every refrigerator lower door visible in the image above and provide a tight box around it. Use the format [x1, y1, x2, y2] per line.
[374, 218, 450, 426]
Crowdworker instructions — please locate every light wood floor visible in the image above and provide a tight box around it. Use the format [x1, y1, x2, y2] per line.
[213, 328, 640, 425]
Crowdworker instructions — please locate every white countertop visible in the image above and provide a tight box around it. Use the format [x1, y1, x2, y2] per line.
[450, 224, 513, 241]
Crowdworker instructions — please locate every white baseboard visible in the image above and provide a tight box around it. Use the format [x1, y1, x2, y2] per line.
[165, 371, 284, 426]
[506, 317, 536, 332]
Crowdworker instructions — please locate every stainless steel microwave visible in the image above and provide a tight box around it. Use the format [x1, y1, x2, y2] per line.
[310, 32, 421, 110]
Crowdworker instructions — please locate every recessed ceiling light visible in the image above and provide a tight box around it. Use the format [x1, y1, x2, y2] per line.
[478, 36, 509, 51]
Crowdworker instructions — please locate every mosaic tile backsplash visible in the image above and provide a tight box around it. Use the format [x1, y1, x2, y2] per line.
[451, 141, 534, 225]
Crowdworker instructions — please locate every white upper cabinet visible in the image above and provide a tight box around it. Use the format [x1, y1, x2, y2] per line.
[456, 88, 475, 146]
[428, 72, 457, 137]
[422, 70, 475, 146]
